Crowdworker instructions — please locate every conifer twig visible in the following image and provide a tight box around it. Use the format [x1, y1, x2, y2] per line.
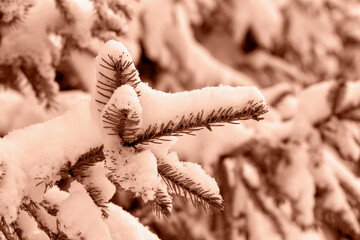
[63, 146, 110, 219]
[20, 65, 58, 109]
[0, 65, 25, 94]
[96, 53, 140, 105]
[158, 163, 224, 212]
[125, 100, 268, 147]
[91, 0, 132, 36]
[315, 202, 360, 239]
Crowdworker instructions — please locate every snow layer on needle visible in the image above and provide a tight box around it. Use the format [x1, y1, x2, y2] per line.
[0, 98, 102, 221]
[137, 82, 266, 133]
[58, 181, 112, 240]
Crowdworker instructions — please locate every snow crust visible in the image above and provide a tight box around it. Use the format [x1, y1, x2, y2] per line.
[157, 151, 221, 198]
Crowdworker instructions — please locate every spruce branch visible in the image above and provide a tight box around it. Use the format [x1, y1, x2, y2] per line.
[158, 163, 224, 212]
[20, 202, 52, 239]
[125, 100, 268, 147]
[99, 54, 140, 90]
[20, 65, 58, 109]
[70, 147, 173, 218]
[0, 0, 34, 27]
[63, 146, 111, 219]
[94, 49, 140, 112]
[315, 200, 360, 239]
[0, 65, 25, 93]
[221, 139, 289, 206]
[0, 217, 21, 240]
[91, 0, 133, 36]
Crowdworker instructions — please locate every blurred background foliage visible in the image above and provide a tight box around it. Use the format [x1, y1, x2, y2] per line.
[2, 0, 360, 239]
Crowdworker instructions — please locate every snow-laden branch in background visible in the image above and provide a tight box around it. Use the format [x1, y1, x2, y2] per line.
[0, 0, 35, 28]
[297, 80, 360, 125]
[139, 0, 254, 90]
